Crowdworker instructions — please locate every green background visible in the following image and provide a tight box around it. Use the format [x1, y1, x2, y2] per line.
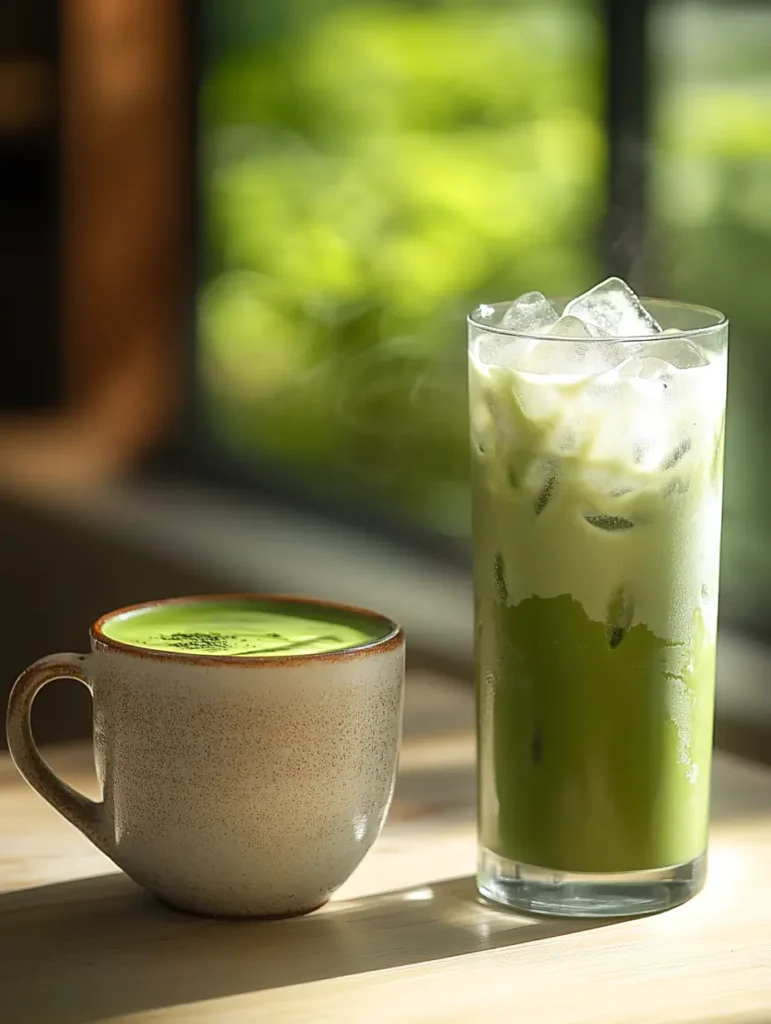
[198, 0, 771, 615]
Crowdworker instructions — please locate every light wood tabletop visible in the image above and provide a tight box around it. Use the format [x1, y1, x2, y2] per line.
[1, 672, 770, 1024]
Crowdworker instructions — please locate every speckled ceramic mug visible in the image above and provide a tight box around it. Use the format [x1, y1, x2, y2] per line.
[5, 595, 405, 917]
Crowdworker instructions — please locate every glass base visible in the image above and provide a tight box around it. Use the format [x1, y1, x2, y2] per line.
[477, 846, 706, 918]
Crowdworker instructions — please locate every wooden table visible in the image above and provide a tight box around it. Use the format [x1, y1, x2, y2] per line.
[1, 673, 770, 1023]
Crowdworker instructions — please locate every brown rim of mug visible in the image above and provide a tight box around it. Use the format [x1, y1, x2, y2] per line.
[91, 594, 404, 666]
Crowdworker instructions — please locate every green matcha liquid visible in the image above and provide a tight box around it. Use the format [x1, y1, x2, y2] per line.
[469, 297, 727, 915]
[102, 599, 388, 657]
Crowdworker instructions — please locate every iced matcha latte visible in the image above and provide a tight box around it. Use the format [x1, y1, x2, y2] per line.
[470, 280, 727, 916]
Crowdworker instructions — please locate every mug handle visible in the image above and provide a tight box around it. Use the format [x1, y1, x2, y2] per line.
[6, 653, 109, 854]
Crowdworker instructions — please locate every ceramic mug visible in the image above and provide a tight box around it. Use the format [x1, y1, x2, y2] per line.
[5, 595, 405, 917]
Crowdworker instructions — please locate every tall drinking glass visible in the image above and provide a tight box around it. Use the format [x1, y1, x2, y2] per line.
[469, 299, 728, 917]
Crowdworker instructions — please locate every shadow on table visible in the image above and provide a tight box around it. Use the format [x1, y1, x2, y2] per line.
[0, 872, 615, 1024]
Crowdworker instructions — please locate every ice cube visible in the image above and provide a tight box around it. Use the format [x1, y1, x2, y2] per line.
[521, 339, 627, 378]
[501, 291, 559, 333]
[565, 277, 662, 338]
[589, 353, 674, 470]
[548, 315, 610, 340]
[618, 356, 672, 382]
[617, 338, 708, 387]
[581, 465, 645, 499]
[651, 338, 709, 369]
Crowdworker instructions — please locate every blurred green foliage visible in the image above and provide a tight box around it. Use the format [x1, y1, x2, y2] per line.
[651, 3, 771, 606]
[199, 0, 603, 536]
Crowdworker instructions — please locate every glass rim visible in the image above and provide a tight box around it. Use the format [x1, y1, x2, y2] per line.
[467, 296, 728, 344]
